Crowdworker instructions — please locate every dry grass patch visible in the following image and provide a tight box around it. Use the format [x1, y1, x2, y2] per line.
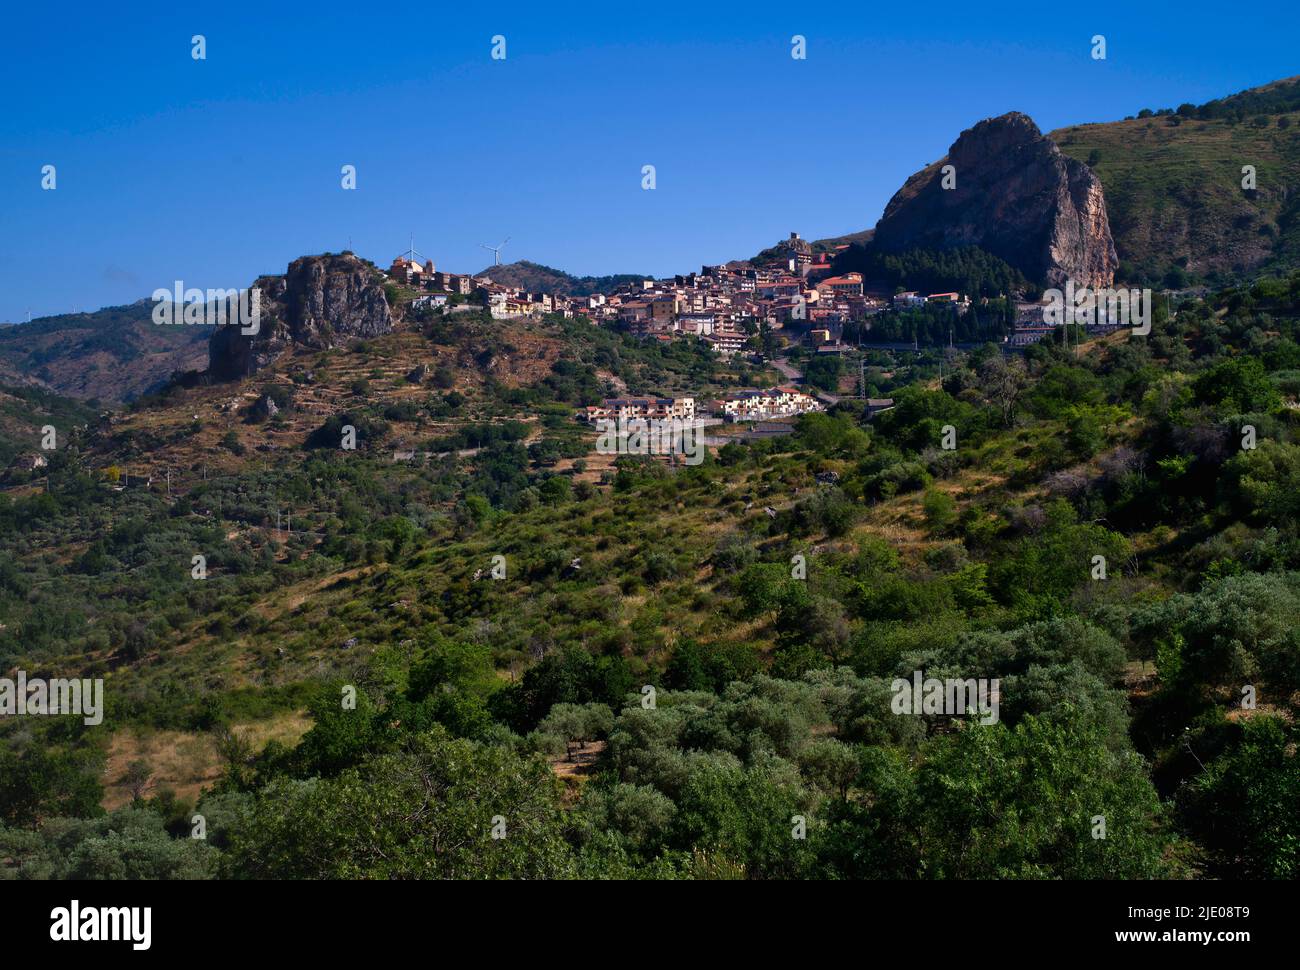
[101, 712, 312, 811]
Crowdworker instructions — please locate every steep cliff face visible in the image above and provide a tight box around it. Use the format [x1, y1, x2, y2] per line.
[873, 112, 1118, 288]
[209, 253, 392, 380]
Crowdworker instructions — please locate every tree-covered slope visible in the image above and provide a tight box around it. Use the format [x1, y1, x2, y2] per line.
[3, 276, 1300, 880]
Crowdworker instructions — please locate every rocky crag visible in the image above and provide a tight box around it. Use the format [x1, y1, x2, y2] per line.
[873, 112, 1118, 288]
[209, 253, 392, 380]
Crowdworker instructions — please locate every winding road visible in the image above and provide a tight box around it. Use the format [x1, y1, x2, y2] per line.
[771, 357, 841, 405]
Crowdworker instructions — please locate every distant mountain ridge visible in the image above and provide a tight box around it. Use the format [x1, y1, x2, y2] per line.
[0, 301, 209, 404]
[476, 260, 650, 296]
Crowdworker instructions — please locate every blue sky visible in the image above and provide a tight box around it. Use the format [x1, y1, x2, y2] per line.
[1, 0, 1297, 321]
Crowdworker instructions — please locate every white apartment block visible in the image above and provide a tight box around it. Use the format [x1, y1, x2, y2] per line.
[712, 387, 822, 422]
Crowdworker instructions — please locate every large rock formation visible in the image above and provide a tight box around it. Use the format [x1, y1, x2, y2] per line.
[873, 112, 1117, 288]
[209, 253, 392, 380]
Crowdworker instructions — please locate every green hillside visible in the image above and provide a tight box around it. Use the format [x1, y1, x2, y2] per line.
[0, 384, 97, 472]
[3, 277, 1300, 878]
[1052, 77, 1300, 288]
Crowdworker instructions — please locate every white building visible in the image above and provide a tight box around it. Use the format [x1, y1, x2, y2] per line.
[712, 387, 822, 422]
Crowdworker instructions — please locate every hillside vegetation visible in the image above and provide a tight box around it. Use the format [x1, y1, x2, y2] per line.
[1052, 77, 1300, 288]
[2, 274, 1299, 879]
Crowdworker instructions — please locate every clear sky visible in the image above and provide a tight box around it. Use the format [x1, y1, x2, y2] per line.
[2, 0, 1297, 321]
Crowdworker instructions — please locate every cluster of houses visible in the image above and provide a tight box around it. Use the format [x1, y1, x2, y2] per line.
[711, 387, 825, 422]
[602, 236, 887, 355]
[580, 387, 823, 426]
[581, 396, 697, 424]
[386, 236, 974, 357]
[389, 257, 560, 321]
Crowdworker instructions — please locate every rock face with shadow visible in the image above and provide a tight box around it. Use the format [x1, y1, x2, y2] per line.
[209, 253, 392, 380]
[873, 112, 1118, 288]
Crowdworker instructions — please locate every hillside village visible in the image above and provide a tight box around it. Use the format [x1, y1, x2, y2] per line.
[385, 240, 901, 444]
[1, 227, 1136, 482]
[379, 230, 1147, 442]
[386, 229, 1141, 369]
[388, 234, 979, 355]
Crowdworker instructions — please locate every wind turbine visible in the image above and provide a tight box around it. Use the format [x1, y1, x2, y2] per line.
[480, 237, 510, 266]
[396, 234, 429, 265]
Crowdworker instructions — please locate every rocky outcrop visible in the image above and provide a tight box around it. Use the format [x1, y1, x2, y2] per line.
[872, 112, 1117, 288]
[209, 253, 391, 381]
[251, 393, 279, 420]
